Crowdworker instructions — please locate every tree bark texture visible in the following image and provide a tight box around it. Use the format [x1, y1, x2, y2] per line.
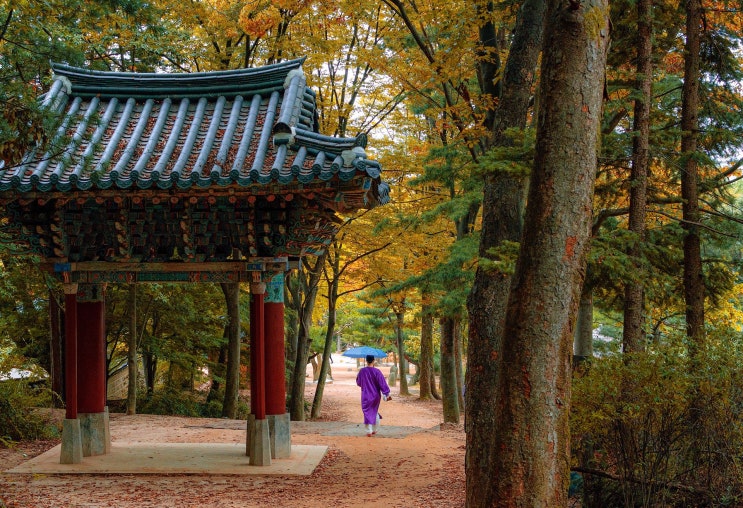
[419, 304, 435, 400]
[491, 3, 610, 506]
[440, 316, 460, 423]
[221, 282, 240, 418]
[465, 0, 547, 505]
[681, 0, 704, 347]
[126, 284, 137, 415]
[622, 0, 653, 354]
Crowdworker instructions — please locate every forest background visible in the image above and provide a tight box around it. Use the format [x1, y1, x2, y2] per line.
[0, 0, 742, 506]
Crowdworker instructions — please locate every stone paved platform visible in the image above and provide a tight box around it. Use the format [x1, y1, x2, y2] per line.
[6, 442, 327, 475]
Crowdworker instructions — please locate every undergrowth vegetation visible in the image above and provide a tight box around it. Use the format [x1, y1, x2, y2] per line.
[136, 388, 250, 420]
[0, 379, 59, 447]
[572, 331, 743, 507]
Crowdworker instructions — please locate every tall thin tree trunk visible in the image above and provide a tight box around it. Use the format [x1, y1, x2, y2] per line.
[440, 317, 460, 423]
[573, 281, 594, 365]
[143, 349, 157, 396]
[311, 276, 338, 418]
[209, 343, 228, 403]
[681, 0, 707, 468]
[289, 317, 312, 420]
[126, 284, 137, 415]
[285, 271, 299, 396]
[681, 0, 704, 349]
[49, 289, 64, 406]
[221, 282, 240, 418]
[395, 308, 409, 396]
[615, 8, 654, 504]
[489, 3, 609, 506]
[465, 1, 547, 504]
[623, 0, 653, 354]
[419, 303, 435, 400]
[454, 317, 464, 410]
[288, 254, 325, 421]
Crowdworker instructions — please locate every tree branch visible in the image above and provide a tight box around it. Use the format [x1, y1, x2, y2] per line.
[649, 209, 737, 237]
[0, 9, 13, 41]
[699, 205, 743, 225]
[700, 156, 743, 191]
[572, 466, 708, 497]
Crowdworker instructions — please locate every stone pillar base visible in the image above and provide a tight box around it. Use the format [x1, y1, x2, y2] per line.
[268, 413, 291, 459]
[60, 418, 83, 464]
[79, 411, 110, 457]
[103, 406, 111, 453]
[246, 414, 271, 466]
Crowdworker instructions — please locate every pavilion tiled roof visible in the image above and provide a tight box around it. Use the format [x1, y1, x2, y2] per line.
[0, 58, 390, 263]
[0, 58, 388, 209]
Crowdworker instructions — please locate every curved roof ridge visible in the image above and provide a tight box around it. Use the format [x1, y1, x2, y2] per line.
[293, 128, 367, 155]
[50, 58, 307, 99]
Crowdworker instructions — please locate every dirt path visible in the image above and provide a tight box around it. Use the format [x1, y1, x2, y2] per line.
[0, 356, 465, 507]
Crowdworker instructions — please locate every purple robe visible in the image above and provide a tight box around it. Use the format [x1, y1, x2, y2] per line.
[356, 366, 391, 425]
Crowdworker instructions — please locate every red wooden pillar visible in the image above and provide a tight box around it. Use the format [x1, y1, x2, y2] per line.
[264, 272, 286, 416]
[60, 282, 83, 464]
[77, 298, 106, 413]
[64, 284, 78, 420]
[75, 283, 109, 457]
[248, 278, 271, 465]
[250, 280, 266, 420]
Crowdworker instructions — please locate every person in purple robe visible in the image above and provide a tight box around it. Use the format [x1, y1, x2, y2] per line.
[356, 354, 392, 437]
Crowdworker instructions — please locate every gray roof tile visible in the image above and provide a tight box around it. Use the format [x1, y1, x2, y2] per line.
[0, 58, 389, 210]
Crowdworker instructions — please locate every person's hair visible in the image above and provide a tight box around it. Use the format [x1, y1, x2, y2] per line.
[366, 354, 375, 364]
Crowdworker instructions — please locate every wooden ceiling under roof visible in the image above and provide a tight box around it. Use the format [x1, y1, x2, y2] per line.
[0, 58, 389, 267]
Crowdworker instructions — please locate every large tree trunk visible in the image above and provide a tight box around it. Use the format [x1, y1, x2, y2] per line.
[681, 0, 704, 349]
[126, 284, 137, 415]
[489, 3, 609, 506]
[623, 0, 653, 354]
[221, 282, 240, 418]
[465, 1, 547, 504]
[440, 316, 460, 423]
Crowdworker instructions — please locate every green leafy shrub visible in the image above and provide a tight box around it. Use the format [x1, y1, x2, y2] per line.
[200, 399, 223, 418]
[235, 397, 250, 420]
[138, 387, 202, 417]
[0, 379, 59, 446]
